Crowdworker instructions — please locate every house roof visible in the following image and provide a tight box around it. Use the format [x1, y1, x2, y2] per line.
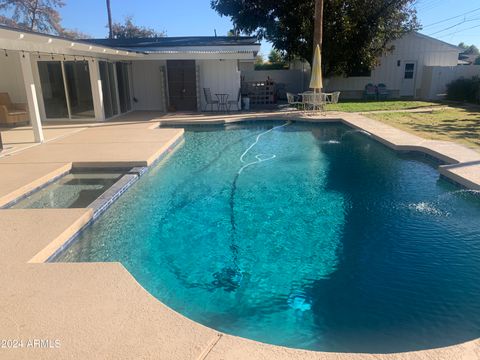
[83, 36, 260, 58]
[412, 32, 461, 51]
[85, 36, 259, 49]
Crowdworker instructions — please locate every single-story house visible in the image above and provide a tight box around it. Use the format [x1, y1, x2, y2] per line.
[325, 32, 461, 99]
[0, 25, 259, 141]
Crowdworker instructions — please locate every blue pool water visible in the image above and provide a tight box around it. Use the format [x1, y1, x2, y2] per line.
[55, 121, 480, 353]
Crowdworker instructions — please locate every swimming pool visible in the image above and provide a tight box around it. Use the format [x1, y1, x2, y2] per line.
[55, 121, 480, 353]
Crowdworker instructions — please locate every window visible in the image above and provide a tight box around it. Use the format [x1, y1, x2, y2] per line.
[347, 67, 372, 77]
[404, 63, 415, 79]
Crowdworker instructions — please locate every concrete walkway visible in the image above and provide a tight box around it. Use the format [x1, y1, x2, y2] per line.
[0, 111, 479, 359]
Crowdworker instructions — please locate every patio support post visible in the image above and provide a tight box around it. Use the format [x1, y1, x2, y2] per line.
[89, 59, 106, 122]
[19, 52, 44, 143]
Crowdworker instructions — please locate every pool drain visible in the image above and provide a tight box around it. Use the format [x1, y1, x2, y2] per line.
[287, 292, 312, 311]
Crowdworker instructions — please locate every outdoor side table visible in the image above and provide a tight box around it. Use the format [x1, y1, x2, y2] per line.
[215, 93, 229, 112]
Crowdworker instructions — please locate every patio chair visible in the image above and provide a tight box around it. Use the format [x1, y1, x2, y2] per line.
[0, 92, 28, 125]
[286, 92, 304, 110]
[227, 89, 241, 111]
[203, 88, 219, 112]
[331, 91, 341, 104]
[377, 83, 390, 100]
[363, 83, 377, 100]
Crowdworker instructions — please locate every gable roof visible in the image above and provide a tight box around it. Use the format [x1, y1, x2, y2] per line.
[412, 32, 461, 51]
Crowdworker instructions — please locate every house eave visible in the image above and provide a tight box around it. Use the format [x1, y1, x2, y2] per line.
[0, 25, 140, 58]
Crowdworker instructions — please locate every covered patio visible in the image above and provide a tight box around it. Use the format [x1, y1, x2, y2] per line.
[0, 26, 260, 153]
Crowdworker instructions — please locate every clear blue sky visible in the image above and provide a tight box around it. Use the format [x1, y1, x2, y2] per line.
[60, 0, 480, 56]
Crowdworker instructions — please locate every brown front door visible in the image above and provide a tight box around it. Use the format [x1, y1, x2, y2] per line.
[167, 60, 197, 111]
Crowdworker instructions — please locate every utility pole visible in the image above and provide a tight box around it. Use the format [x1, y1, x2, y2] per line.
[106, 0, 113, 39]
[313, 0, 324, 51]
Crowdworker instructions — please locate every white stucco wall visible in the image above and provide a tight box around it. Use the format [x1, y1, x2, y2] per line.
[198, 59, 241, 110]
[131, 60, 167, 111]
[326, 32, 460, 98]
[0, 52, 27, 103]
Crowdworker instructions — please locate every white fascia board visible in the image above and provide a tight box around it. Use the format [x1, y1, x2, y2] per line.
[134, 52, 256, 61]
[0, 28, 140, 58]
[141, 45, 260, 53]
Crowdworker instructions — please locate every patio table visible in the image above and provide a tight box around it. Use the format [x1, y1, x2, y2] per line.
[215, 93, 229, 112]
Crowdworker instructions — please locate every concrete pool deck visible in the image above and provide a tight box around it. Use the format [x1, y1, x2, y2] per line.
[0, 111, 479, 359]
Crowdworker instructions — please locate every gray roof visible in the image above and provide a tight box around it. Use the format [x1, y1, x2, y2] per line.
[84, 36, 259, 50]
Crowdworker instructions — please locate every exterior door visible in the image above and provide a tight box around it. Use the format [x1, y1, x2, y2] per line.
[400, 61, 417, 97]
[167, 60, 197, 111]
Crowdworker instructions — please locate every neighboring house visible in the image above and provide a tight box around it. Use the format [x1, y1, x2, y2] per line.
[458, 53, 479, 65]
[325, 32, 461, 99]
[0, 25, 259, 129]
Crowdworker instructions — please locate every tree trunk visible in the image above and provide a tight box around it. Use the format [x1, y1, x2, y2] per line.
[30, 0, 39, 31]
[106, 0, 113, 39]
[313, 0, 324, 51]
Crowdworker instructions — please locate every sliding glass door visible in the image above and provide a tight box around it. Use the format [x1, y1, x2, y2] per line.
[38, 61, 69, 118]
[38, 60, 94, 120]
[64, 61, 94, 118]
[99, 61, 119, 119]
[116, 62, 132, 113]
[38, 60, 132, 121]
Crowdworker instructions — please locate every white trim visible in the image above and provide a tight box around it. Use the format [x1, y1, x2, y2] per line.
[0, 27, 139, 58]
[139, 45, 260, 53]
[134, 52, 257, 61]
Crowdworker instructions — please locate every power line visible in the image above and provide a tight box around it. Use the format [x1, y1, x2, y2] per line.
[436, 23, 480, 38]
[428, 17, 480, 36]
[422, 7, 480, 28]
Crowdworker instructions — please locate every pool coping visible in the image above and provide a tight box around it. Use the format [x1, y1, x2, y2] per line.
[1, 112, 479, 359]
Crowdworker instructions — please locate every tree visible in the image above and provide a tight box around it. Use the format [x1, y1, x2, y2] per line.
[268, 49, 285, 64]
[458, 42, 479, 55]
[111, 16, 165, 39]
[254, 53, 264, 65]
[475, 56, 480, 66]
[0, 0, 64, 33]
[211, 0, 419, 76]
[59, 27, 90, 39]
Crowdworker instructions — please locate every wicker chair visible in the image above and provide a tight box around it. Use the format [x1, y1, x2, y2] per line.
[0, 93, 28, 125]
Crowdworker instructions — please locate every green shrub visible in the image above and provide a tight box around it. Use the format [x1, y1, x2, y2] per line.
[446, 76, 480, 104]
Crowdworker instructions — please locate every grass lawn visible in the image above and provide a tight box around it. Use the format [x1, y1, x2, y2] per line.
[368, 107, 480, 150]
[326, 100, 440, 112]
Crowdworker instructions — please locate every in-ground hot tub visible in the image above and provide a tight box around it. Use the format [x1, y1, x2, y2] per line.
[10, 170, 126, 209]
[53, 121, 480, 353]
